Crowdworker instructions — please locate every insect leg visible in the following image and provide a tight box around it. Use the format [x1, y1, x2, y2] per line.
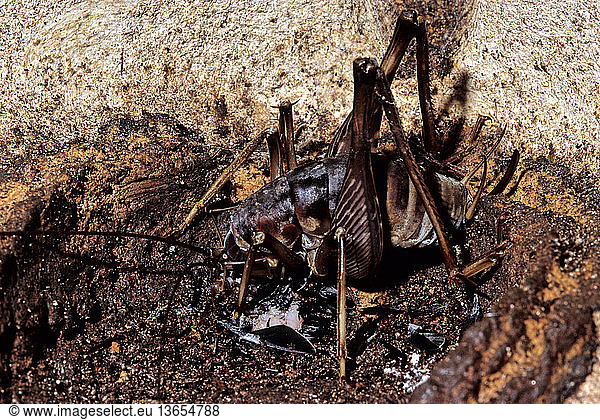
[233, 231, 304, 319]
[380, 11, 418, 82]
[461, 246, 505, 278]
[488, 149, 520, 195]
[462, 124, 506, 184]
[248, 231, 304, 272]
[277, 101, 298, 171]
[335, 227, 348, 381]
[268, 100, 298, 180]
[376, 67, 461, 282]
[465, 156, 488, 220]
[415, 16, 441, 154]
[461, 214, 508, 278]
[466, 115, 488, 148]
[378, 73, 510, 285]
[465, 148, 519, 220]
[178, 128, 278, 235]
[328, 108, 352, 157]
[234, 243, 257, 319]
[458, 124, 518, 219]
[443, 115, 488, 165]
[328, 12, 419, 157]
[330, 59, 383, 280]
[266, 130, 285, 181]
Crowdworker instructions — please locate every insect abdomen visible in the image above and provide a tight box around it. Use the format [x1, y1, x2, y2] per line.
[385, 159, 471, 248]
[228, 154, 469, 257]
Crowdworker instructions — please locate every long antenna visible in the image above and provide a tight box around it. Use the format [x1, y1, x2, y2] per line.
[0, 230, 212, 256]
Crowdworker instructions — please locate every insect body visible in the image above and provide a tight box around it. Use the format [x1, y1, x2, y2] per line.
[224, 152, 471, 278]
[177, 12, 517, 380]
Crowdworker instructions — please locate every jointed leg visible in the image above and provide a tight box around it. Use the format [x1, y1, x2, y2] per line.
[234, 243, 256, 319]
[462, 124, 506, 184]
[328, 13, 419, 157]
[376, 68, 462, 282]
[465, 156, 488, 220]
[377, 69, 513, 285]
[328, 113, 352, 157]
[415, 17, 440, 154]
[253, 231, 304, 271]
[277, 101, 298, 171]
[178, 128, 277, 234]
[444, 114, 488, 165]
[380, 11, 418, 82]
[266, 130, 285, 180]
[233, 231, 304, 319]
[335, 227, 348, 381]
[268, 100, 301, 180]
[368, 11, 419, 150]
[489, 149, 520, 195]
[465, 147, 519, 220]
[179, 101, 300, 233]
[462, 214, 508, 278]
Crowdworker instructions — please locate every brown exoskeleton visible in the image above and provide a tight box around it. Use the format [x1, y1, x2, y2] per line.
[178, 12, 519, 380]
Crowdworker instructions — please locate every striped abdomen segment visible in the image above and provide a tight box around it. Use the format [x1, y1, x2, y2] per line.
[330, 150, 383, 280]
[386, 159, 471, 248]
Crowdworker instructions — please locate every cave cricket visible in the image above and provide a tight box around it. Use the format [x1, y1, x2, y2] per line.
[0, 11, 519, 380]
[177, 11, 519, 380]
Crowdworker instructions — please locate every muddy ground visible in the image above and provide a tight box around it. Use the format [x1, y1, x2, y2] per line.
[1, 109, 599, 403]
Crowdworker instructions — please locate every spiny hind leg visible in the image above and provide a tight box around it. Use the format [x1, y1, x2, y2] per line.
[378, 65, 502, 289]
[385, 15, 515, 284]
[328, 11, 419, 157]
[377, 67, 462, 283]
